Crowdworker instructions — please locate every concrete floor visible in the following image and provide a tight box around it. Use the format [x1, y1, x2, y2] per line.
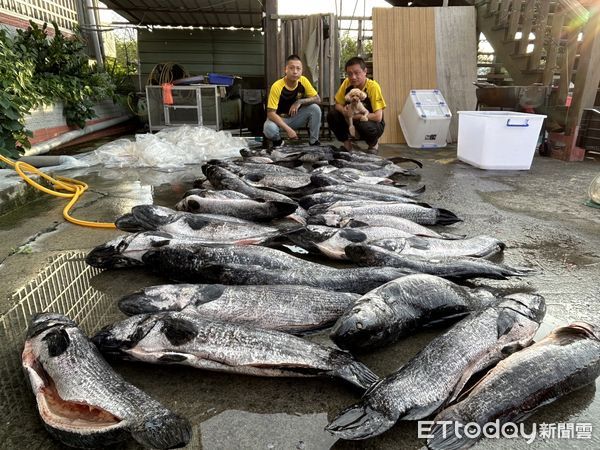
[0, 141, 599, 449]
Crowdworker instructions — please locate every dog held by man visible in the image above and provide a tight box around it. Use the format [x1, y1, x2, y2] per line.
[344, 88, 369, 138]
[327, 57, 386, 153]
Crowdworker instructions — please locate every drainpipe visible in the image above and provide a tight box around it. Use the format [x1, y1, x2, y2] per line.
[85, 0, 104, 68]
[25, 116, 131, 156]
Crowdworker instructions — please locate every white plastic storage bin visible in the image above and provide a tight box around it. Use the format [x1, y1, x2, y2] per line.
[399, 89, 452, 148]
[457, 111, 546, 170]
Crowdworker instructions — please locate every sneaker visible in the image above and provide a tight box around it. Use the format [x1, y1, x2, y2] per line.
[309, 140, 321, 146]
[272, 139, 284, 148]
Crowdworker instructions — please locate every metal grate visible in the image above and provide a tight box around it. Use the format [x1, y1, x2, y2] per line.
[0, 251, 113, 417]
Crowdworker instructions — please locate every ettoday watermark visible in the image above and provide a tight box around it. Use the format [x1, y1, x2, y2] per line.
[418, 420, 593, 443]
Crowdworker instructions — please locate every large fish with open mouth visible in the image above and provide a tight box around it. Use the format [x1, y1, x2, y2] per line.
[92, 311, 379, 390]
[428, 322, 600, 450]
[115, 204, 289, 242]
[330, 274, 497, 351]
[325, 293, 546, 440]
[118, 284, 360, 334]
[174, 195, 297, 221]
[345, 242, 536, 279]
[22, 313, 191, 449]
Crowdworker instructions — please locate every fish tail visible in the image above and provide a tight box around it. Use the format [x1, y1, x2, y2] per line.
[435, 208, 462, 225]
[503, 265, 537, 277]
[427, 415, 479, 450]
[325, 402, 396, 440]
[131, 412, 192, 449]
[410, 184, 426, 196]
[334, 355, 379, 390]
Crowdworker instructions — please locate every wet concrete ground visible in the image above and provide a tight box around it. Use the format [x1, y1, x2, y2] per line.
[0, 142, 599, 449]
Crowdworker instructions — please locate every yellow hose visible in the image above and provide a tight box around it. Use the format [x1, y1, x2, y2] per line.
[0, 154, 116, 229]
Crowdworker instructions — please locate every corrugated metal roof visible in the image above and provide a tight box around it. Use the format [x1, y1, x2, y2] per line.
[101, 0, 264, 28]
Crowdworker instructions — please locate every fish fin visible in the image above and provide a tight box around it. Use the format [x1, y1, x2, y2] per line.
[496, 309, 519, 338]
[406, 236, 432, 250]
[333, 354, 379, 390]
[387, 156, 423, 168]
[438, 232, 467, 240]
[160, 317, 198, 346]
[500, 342, 525, 356]
[415, 202, 433, 208]
[411, 184, 426, 194]
[184, 215, 210, 230]
[325, 403, 395, 440]
[435, 208, 462, 226]
[344, 219, 369, 228]
[270, 201, 299, 218]
[427, 419, 478, 450]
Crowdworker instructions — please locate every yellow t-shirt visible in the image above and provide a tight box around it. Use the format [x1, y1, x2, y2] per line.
[334, 78, 386, 113]
[267, 76, 318, 115]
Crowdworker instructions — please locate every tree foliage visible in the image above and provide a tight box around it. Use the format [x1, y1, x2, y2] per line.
[339, 32, 373, 70]
[0, 22, 117, 158]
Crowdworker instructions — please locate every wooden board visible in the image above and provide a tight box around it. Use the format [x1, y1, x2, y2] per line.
[373, 8, 437, 144]
[434, 7, 478, 141]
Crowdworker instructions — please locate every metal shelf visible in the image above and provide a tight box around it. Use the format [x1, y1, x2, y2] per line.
[146, 85, 226, 132]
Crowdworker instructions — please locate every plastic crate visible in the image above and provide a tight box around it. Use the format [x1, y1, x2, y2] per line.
[457, 111, 546, 170]
[208, 73, 235, 86]
[399, 89, 452, 148]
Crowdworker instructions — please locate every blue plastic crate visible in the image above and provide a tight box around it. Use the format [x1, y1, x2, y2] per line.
[208, 73, 235, 86]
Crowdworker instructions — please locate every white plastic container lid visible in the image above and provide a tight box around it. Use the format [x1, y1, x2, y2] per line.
[409, 90, 451, 119]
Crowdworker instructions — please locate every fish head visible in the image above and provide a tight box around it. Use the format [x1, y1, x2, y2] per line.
[175, 195, 203, 213]
[131, 412, 192, 449]
[330, 297, 389, 351]
[204, 165, 236, 189]
[130, 205, 176, 229]
[500, 293, 547, 324]
[86, 232, 174, 269]
[27, 312, 76, 339]
[92, 314, 160, 357]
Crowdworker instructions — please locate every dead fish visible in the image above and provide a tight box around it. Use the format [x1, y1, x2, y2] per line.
[309, 202, 461, 226]
[242, 172, 313, 191]
[116, 204, 287, 242]
[22, 313, 191, 449]
[308, 199, 418, 218]
[181, 188, 250, 200]
[365, 235, 506, 259]
[318, 183, 425, 201]
[118, 284, 360, 334]
[428, 321, 600, 450]
[139, 243, 323, 274]
[203, 165, 297, 203]
[152, 262, 413, 294]
[345, 243, 536, 279]
[330, 274, 496, 351]
[325, 293, 546, 440]
[298, 192, 366, 209]
[339, 215, 454, 239]
[175, 195, 297, 221]
[92, 311, 378, 390]
[330, 159, 414, 177]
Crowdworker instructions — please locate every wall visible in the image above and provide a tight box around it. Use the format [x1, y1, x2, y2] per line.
[138, 29, 265, 86]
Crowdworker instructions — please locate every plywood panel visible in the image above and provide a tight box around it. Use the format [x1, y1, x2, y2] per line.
[373, 8, 437, 144]
[434, 6, 478, 141]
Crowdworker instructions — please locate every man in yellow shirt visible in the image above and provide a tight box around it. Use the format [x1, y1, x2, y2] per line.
[264, 55, 322, 148]
[327, 57, 386, 153]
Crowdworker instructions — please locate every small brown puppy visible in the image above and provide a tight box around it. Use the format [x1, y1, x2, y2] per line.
[344, 88, 369, 138]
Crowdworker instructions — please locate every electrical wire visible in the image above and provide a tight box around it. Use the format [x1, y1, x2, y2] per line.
[0, 154, 116, 229]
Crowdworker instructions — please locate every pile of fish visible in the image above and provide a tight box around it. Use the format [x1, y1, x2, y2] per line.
[23, 143, 600, 449]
